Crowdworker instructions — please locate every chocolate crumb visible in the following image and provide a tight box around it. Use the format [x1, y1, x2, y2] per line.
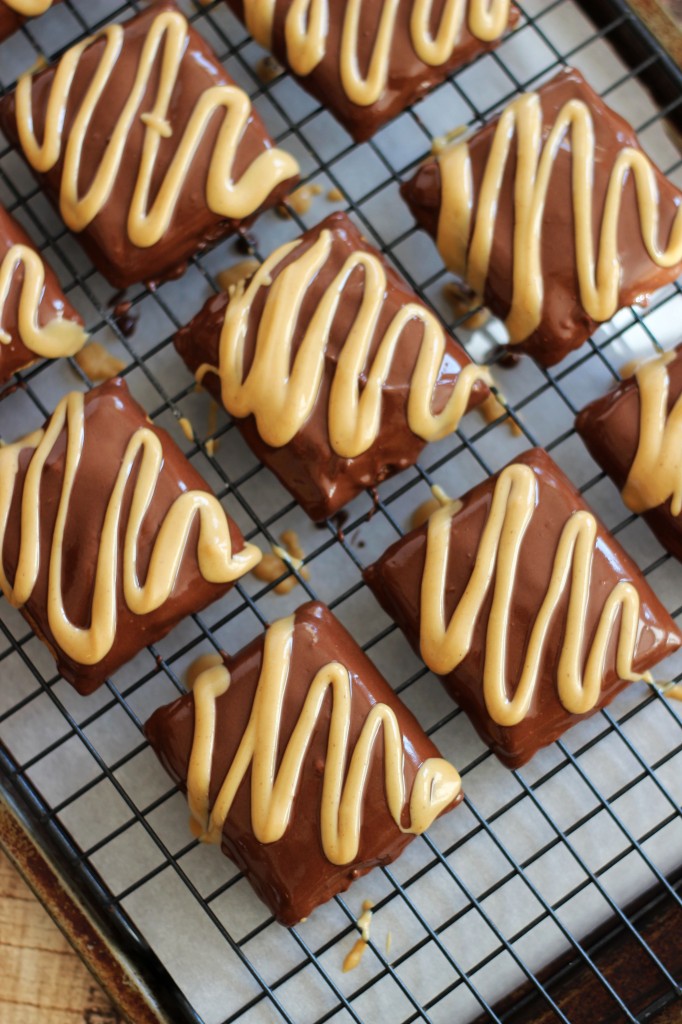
[112, 299, 139, 339]
[235, 231, 258, 256]
[498, 351, 522, 369]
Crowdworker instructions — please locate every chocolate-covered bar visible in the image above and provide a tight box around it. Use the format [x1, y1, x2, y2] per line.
[0, 0, 61, 41]
[0, 378, 261, 694]
[0, 2, 299, 288]
[145, 601, 462, 925]
[576, 345, 682, 562]
[364, 448, 681, 768]
[174, 211, 490, 521]
[226, 0, 518, 143]
[401, 67, 682, 367]
[0, 204, 87, 383]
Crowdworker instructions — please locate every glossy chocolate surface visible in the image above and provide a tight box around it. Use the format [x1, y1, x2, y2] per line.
[0, 2, 298, 288]
[576, 344, 682, 562]
[0, 377, 248, 694]
[227, 0, 518, 142]
[0, 204, 84, 383]
[364, 447, 682, 767]
[145, 600, 461, 925]
[401, 67, 682, 367]
[174, 211, 489, 521]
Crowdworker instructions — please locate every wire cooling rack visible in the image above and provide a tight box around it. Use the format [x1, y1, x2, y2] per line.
[0, 1, 681, 1022]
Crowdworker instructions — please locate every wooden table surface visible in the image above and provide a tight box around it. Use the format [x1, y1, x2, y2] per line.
[0, 849, 123, 1024]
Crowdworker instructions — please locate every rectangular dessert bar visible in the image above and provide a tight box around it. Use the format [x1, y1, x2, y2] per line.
[364, 447, 681, 768]
[0, 0, 61, 41]
[576, 345, 682, 562]
[0, 377, 261, 694]
[0, 204, 87, 383]
[174, 211, 490, 521]
[0, 2, 299, 288]
[226, 0, 519, 142]
[145, 600, 462, 925]
[401, 67, 682, 367]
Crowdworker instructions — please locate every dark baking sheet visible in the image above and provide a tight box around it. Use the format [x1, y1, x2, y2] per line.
[0, 1, 681, 1022]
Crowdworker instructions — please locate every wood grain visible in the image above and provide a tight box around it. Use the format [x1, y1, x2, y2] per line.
[625, 0, 682, 64]
[0, 850, 122, 1024]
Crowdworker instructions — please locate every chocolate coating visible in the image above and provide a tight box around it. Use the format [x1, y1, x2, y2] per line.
[0, 378, 248, 695]
[576, 344, 682, 562]
[0, 1, 61, 41]
[174, 211, 489, 521]
[145, 600, 461, 925]
[401, 67, 682, 367]
[0, 2, 298, 288]
[0, 204, 84, 383]
[227, 0, 518, 142]
[364, 447, 682, 767]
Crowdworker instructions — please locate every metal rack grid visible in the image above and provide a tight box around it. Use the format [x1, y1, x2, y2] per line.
[0, 1, 681, 1022]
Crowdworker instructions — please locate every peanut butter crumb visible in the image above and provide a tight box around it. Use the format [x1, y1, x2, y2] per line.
[479, 392, 522, 437]
[278, 183, 323, 219]
[281, 529, 311, 581]
[343, 939, 368, 973]
[386, 931, 393, 957]
[343, 899, 374, 972]
[431, 124, 468, 155]
[327, 187, 344, 203]
[217, 258, 261, 293]
[256, 54, 283, 84]
[74, 342, 125, 382]
[442, 280, 490, 331]
[280, 528, 305, 561]
[358, 900, 374, 941]
[273, 544, 304, 573]
[253, 553, 297, 594]
[185, 653, 223, 689]
[252, 530, 310, 594]
[178, 416, 194, 442]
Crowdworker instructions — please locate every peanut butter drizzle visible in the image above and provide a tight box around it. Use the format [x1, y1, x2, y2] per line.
[244, 0, 511, 106]
[196, 229, 490, 458]
[622, 351, 682, 516]
[0, 245, 87, 358]
[436, 92, 682, 344]
[420, 462, 650, 726]
[14, 11, 299, 246]
[5, 0, 53, 12]
[187, 614, 461, 863]
[0, 392, 261, 666]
